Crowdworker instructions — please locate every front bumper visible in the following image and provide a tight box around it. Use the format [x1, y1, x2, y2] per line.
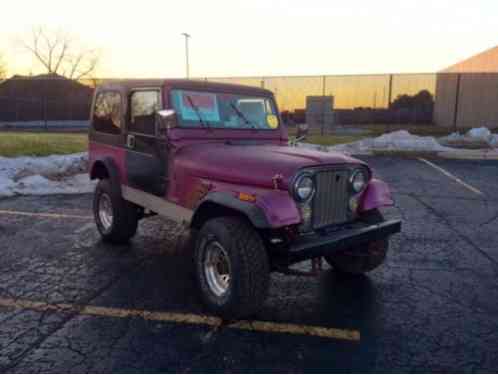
[282, 219, 401, 265]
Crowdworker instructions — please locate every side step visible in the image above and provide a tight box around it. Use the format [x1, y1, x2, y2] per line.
[121, 185, 193, 224]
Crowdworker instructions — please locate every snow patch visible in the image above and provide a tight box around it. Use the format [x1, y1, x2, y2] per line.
[299, 127, 498, 155]
[327, 130, 452, 155]
[467, 127, 492, 140]
[0, 176, 16, 197]
[439, 127, 498, 148]
[0, 153, 95, 198]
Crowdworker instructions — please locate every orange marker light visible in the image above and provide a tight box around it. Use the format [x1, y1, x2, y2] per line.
[238, 192, 256, 202]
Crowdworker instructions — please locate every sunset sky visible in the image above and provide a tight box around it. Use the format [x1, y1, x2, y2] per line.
[1, 0, 497, 78]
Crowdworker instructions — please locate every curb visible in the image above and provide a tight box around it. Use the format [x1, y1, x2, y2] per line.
[437, 149, 498, 160]
[297, 142, 498, 160]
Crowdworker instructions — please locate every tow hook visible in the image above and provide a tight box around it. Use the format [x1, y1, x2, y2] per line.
[272, 174, 283, 190]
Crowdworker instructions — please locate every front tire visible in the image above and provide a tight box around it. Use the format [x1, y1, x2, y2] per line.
[194, 217, 270, 319]
[93, 179, 138, 244]
[324, 209, 389, 275]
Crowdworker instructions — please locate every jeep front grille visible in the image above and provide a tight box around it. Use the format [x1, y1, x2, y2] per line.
[312, 169, 350, 228]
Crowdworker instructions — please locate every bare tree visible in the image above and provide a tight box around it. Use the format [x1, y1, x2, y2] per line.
[0, 53, 6, 79]
[19, 26, 99, 80]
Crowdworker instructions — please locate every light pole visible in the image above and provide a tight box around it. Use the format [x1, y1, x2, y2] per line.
[181, 33, 191, 79]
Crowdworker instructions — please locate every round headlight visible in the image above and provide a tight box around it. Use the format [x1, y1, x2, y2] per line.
[351, 170, 367, 193]
[294, 175, 315, 201]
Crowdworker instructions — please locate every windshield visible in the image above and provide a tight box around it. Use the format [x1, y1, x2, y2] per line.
[170, 89, 280, 130]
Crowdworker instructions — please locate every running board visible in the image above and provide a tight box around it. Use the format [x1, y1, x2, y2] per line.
[121, 185, 193, 224]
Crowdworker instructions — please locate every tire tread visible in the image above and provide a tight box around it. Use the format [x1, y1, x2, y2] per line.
[195, 216, 269, 319]
[93, 179, 138, 244]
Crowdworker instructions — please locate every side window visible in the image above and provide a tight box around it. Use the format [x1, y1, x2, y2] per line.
[93, 92, 122, 134]
[129, 90, 160, 135]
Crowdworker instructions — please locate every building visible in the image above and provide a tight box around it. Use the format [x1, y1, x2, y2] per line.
[434, 46, 498, 129]
[0, 73, 93, 122]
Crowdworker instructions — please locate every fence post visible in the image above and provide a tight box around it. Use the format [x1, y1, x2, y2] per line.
[321, 75, 326, 136]
[387, 74, 394, 132]
[41, 78, 48, 131]
[69, 95, 72, 123]
[43, 96, 48, 131]
[453, 74, 461, 132]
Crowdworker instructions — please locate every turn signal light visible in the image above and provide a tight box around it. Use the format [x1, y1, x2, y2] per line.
[238, 192, 256, 202]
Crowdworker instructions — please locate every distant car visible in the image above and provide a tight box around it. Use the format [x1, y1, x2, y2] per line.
[88, 79, 401, 318]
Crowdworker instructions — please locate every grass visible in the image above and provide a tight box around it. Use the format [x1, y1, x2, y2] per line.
[0, 132, 88, 157]
[1, 126, 493, 157]
[302, 134, 366, 146]
[349, 124, 454, 137]
[288, 124, 469, 147]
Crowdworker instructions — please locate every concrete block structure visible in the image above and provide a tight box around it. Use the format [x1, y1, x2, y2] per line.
[305, 95, 334, 131]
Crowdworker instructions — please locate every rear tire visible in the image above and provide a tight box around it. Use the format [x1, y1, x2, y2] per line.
[194, 217, 270, 319]
[324, 209, 388, 275]
[93, 179, 138, 244]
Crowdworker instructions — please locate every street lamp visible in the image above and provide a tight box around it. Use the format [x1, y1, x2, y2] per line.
[181, 33, 191, 79]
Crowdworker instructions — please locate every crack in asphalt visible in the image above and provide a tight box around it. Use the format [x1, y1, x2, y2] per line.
[481, 212, 498, 226]
[180, 324, 223, 373]
[2, 159, 498, 372]
[0, 257, 147, 372]
[409, 193, 498, 274]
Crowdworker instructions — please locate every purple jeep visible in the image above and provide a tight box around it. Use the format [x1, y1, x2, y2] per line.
[88, 79, 401, 318]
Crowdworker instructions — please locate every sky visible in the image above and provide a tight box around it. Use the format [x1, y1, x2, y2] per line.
[1, 0, 497, 78]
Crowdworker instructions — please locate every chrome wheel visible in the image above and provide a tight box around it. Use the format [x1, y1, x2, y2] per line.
[98, 193, 113, 232]
[204, 240, 231, 297]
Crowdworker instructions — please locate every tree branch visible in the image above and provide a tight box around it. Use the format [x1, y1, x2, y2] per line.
[53, 39, 69, 73]
[23, 28, 52, 72]
[0, 54, 7, 79]
[18, 26, 99, 80]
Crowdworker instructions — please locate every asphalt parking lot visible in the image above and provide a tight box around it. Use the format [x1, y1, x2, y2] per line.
[1, 156, 497, 373]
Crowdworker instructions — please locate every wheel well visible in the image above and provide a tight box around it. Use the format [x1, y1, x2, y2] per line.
[90, 161, 109, 180]
[191, 201, 250, 230]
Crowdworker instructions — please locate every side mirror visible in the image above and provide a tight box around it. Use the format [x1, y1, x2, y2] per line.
[156, 109, 178, 136]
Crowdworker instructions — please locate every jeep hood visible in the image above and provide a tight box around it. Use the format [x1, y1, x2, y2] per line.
[174, 142, 366, 189]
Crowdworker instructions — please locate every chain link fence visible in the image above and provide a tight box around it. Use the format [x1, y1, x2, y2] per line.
[1, 73, 497, 133]
[0, 75, 94, 131]
[207, 74, 437, 134]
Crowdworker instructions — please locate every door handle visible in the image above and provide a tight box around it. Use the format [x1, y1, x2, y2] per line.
[127, 134, 135, 149]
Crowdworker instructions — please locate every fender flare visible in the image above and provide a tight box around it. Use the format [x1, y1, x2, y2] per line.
[191, 191, 271, 229]
[359, 178, 394, 212]
[89, 157, 123, 195]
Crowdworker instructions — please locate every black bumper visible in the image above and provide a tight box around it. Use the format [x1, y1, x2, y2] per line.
[283, 219, 402, 265]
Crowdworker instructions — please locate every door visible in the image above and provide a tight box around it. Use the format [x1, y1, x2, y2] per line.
[125, 89, 168, 196]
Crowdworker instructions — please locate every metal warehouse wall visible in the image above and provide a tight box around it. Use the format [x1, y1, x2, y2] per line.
[435, 73, 498, 129]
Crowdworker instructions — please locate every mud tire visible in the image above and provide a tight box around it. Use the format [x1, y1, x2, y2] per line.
[93, 179, 138, 244]
[194, 217, 270, 319]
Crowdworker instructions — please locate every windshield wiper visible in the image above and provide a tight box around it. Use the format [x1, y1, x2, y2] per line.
[186, 95, 210, 129]
[230, 102, 256, 129]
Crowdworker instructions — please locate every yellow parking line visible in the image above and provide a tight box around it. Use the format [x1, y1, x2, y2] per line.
[0, 297, 360, 341]
[0, 210, 92, 220]
[229, 320, 359, 341]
